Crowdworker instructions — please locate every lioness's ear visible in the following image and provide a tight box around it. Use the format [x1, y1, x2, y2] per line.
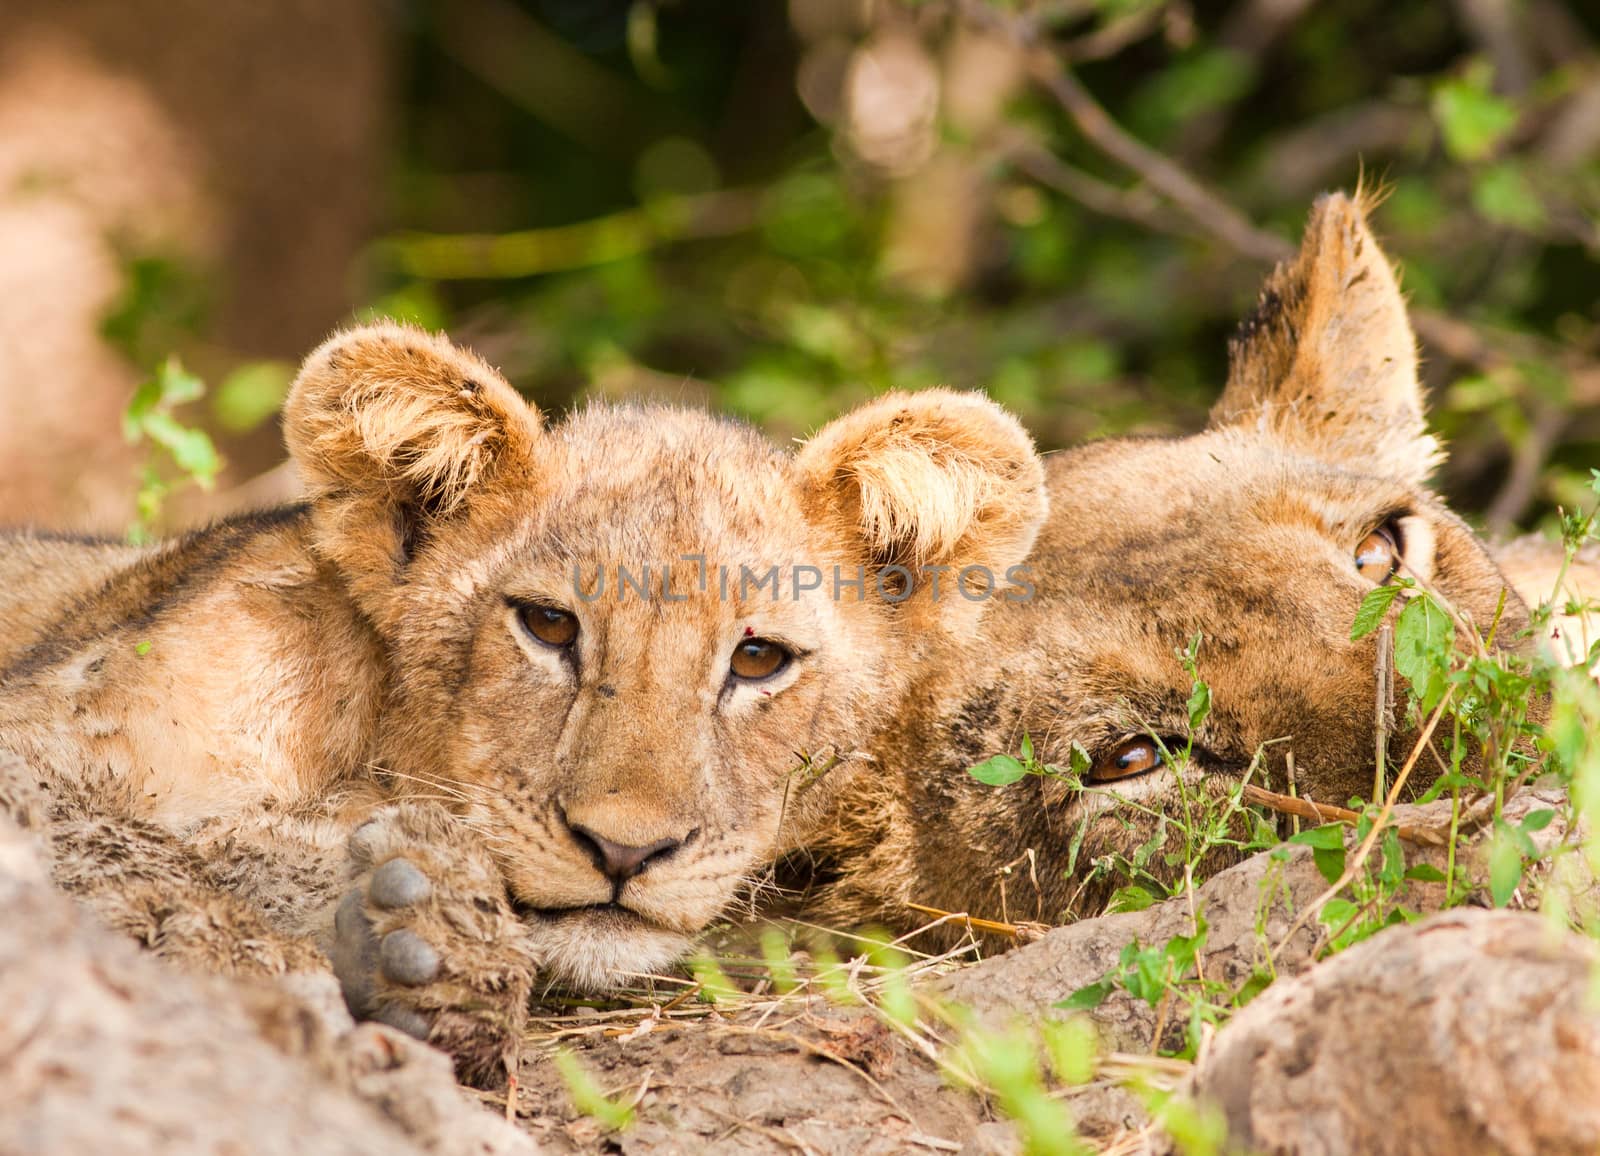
[284, 323, 541, 613]
[1209, 191, 1439, 485]
[794, 389, 1046, 632]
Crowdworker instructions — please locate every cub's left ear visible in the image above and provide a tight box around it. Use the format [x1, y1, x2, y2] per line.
[284, 322, 542, 620]
[1209, 191, 1441, 486]
[794, 389, 1046, 632]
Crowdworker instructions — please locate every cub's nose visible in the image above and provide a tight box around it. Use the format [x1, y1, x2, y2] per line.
[566, 821, 686, 886]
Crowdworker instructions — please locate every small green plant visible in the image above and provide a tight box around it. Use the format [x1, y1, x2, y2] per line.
[968, 732, 1089, 788]
[551, 1048, 635, 1131]
[686, 954, 740, 1005]
[968, 637, 1280, 1057]
[945, 1019, 1090, 1156]
[122, 356, 222, 542]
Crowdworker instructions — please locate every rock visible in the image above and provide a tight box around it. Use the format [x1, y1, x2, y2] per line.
[1185, 908, 1600, 1156]
[0, 809, 538, 1156]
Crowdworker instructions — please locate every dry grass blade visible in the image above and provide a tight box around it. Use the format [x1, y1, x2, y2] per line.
[904, 902, 1026, 938]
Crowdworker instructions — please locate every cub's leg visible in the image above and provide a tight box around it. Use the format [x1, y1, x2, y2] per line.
[0, 755, 324, 976]
[329, 801, 536, 1087]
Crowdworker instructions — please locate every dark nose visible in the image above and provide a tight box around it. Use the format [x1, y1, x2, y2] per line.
[567, 823, 684, 886]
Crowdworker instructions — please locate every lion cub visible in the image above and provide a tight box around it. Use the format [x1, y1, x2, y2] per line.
[0, 324, 1044, 1079]
[811, 192, 1540, 937]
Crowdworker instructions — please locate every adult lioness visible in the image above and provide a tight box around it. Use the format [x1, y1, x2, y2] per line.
[0, 324, 1044, 1079]
[808, 192, 1539, 937]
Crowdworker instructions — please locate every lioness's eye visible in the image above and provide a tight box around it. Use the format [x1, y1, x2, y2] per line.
[729, 638, 791, 681]
[520, 604, 578, 648]
[1355, 522, 1401, 585]
[1087, 738, 1163, 783]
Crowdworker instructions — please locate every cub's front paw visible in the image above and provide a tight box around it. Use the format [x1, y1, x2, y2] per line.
[329, 802, 535, 1086]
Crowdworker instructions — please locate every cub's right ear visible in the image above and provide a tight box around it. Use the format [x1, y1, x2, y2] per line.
[794, 389, 1046, 638]
[284, 323, 541, 615]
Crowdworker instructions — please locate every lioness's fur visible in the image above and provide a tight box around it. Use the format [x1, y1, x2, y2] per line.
[810, 192, 1542, 936]
[0, 324, 1044, 1077]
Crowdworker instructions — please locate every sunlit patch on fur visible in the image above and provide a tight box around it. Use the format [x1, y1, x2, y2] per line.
[1395, 514, 1437, 585]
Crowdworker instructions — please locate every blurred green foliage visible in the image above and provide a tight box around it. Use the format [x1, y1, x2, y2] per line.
[362, 0, 1597, 532]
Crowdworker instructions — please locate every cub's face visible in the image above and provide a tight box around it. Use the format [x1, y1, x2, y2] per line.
[284, 328, 1044, 989]
[890, 435, 1526, 928]
[832, 193, 1534, 934]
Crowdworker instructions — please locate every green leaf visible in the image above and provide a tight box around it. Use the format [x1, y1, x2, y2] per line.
[213, 361, 293, 434]
[1378, 825, 1405, 889]
[1520, 808, 1556, 833]
[141, 412, 221, 488]
[134, 641, 153, 657]
[123, 378, 163, 440]
[1040, 1017, 1097, 1086]
[1234, 969, 1273, 1006]
[1487, 827, 1523, 908]
[154, 357, 205, 406]
[1019, 733, 1034, 764]
[1403, 863, 1448, 883]
[1394, 595, 1454, 709]
[1068, 741, 1092, 779]
[1350, 583, 1404, 640]
[1433, 64, 1518, 161]
[1318, 897, 1358, 931]
[1186, 679, 1211, 732]
[1164, 917, 1207, 979]
[969, 754, 1029, 787]
[1471, 162, 1545, 230]
[1289, 824, 1347, 884]
[688, 955, 740, 1005]
[1056, 979, 1114, 1011]
[1123, 942, 1169, 1007]
[1106, 884, 1157, 914]
[1288, 824, 1346, 849]
[553, 1049, 635, 1131]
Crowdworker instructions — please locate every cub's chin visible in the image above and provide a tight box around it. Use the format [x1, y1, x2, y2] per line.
[523, 906, 693, 993]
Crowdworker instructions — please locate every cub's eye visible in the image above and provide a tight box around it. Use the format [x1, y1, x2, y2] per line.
[1355, 522, 1401, 585]
[519, 605, 578, 648]
[1087, 737, 1164, 783]
[729, 638, 791, 682]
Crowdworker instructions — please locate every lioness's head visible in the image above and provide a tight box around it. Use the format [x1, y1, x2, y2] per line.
[283, 324, 1044, 987]
[822, 192, 1533, 931]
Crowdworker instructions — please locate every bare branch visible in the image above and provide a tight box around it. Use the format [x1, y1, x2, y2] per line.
[1014, 46, 1293, 263]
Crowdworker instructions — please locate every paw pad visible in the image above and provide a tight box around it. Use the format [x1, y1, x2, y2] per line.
[379, 928, 441, 986]
[370, 857, 432, 908]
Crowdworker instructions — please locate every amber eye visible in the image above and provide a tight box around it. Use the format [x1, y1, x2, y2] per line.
[519, 605, 578, 648]
[1355, 523, 1401, 585]
[1087, 738, 1164, 783]
[729, 638, 791, 681]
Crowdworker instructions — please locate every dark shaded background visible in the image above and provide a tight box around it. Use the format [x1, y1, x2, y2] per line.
[2, 0, 1596, 535]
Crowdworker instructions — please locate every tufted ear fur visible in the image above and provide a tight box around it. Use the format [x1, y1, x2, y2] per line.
[284, 322, 542, 621]
[794, 389, 1046, 633]
[1209, 191, 1441, 486]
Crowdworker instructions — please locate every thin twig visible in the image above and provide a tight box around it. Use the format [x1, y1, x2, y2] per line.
[1241, 784, 1443, 845]
[1019, 48, 1293, 264]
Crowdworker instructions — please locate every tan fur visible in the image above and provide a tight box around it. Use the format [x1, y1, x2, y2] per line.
[0, 321, 1044, 1074]
[810, 193, 1542, 939]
